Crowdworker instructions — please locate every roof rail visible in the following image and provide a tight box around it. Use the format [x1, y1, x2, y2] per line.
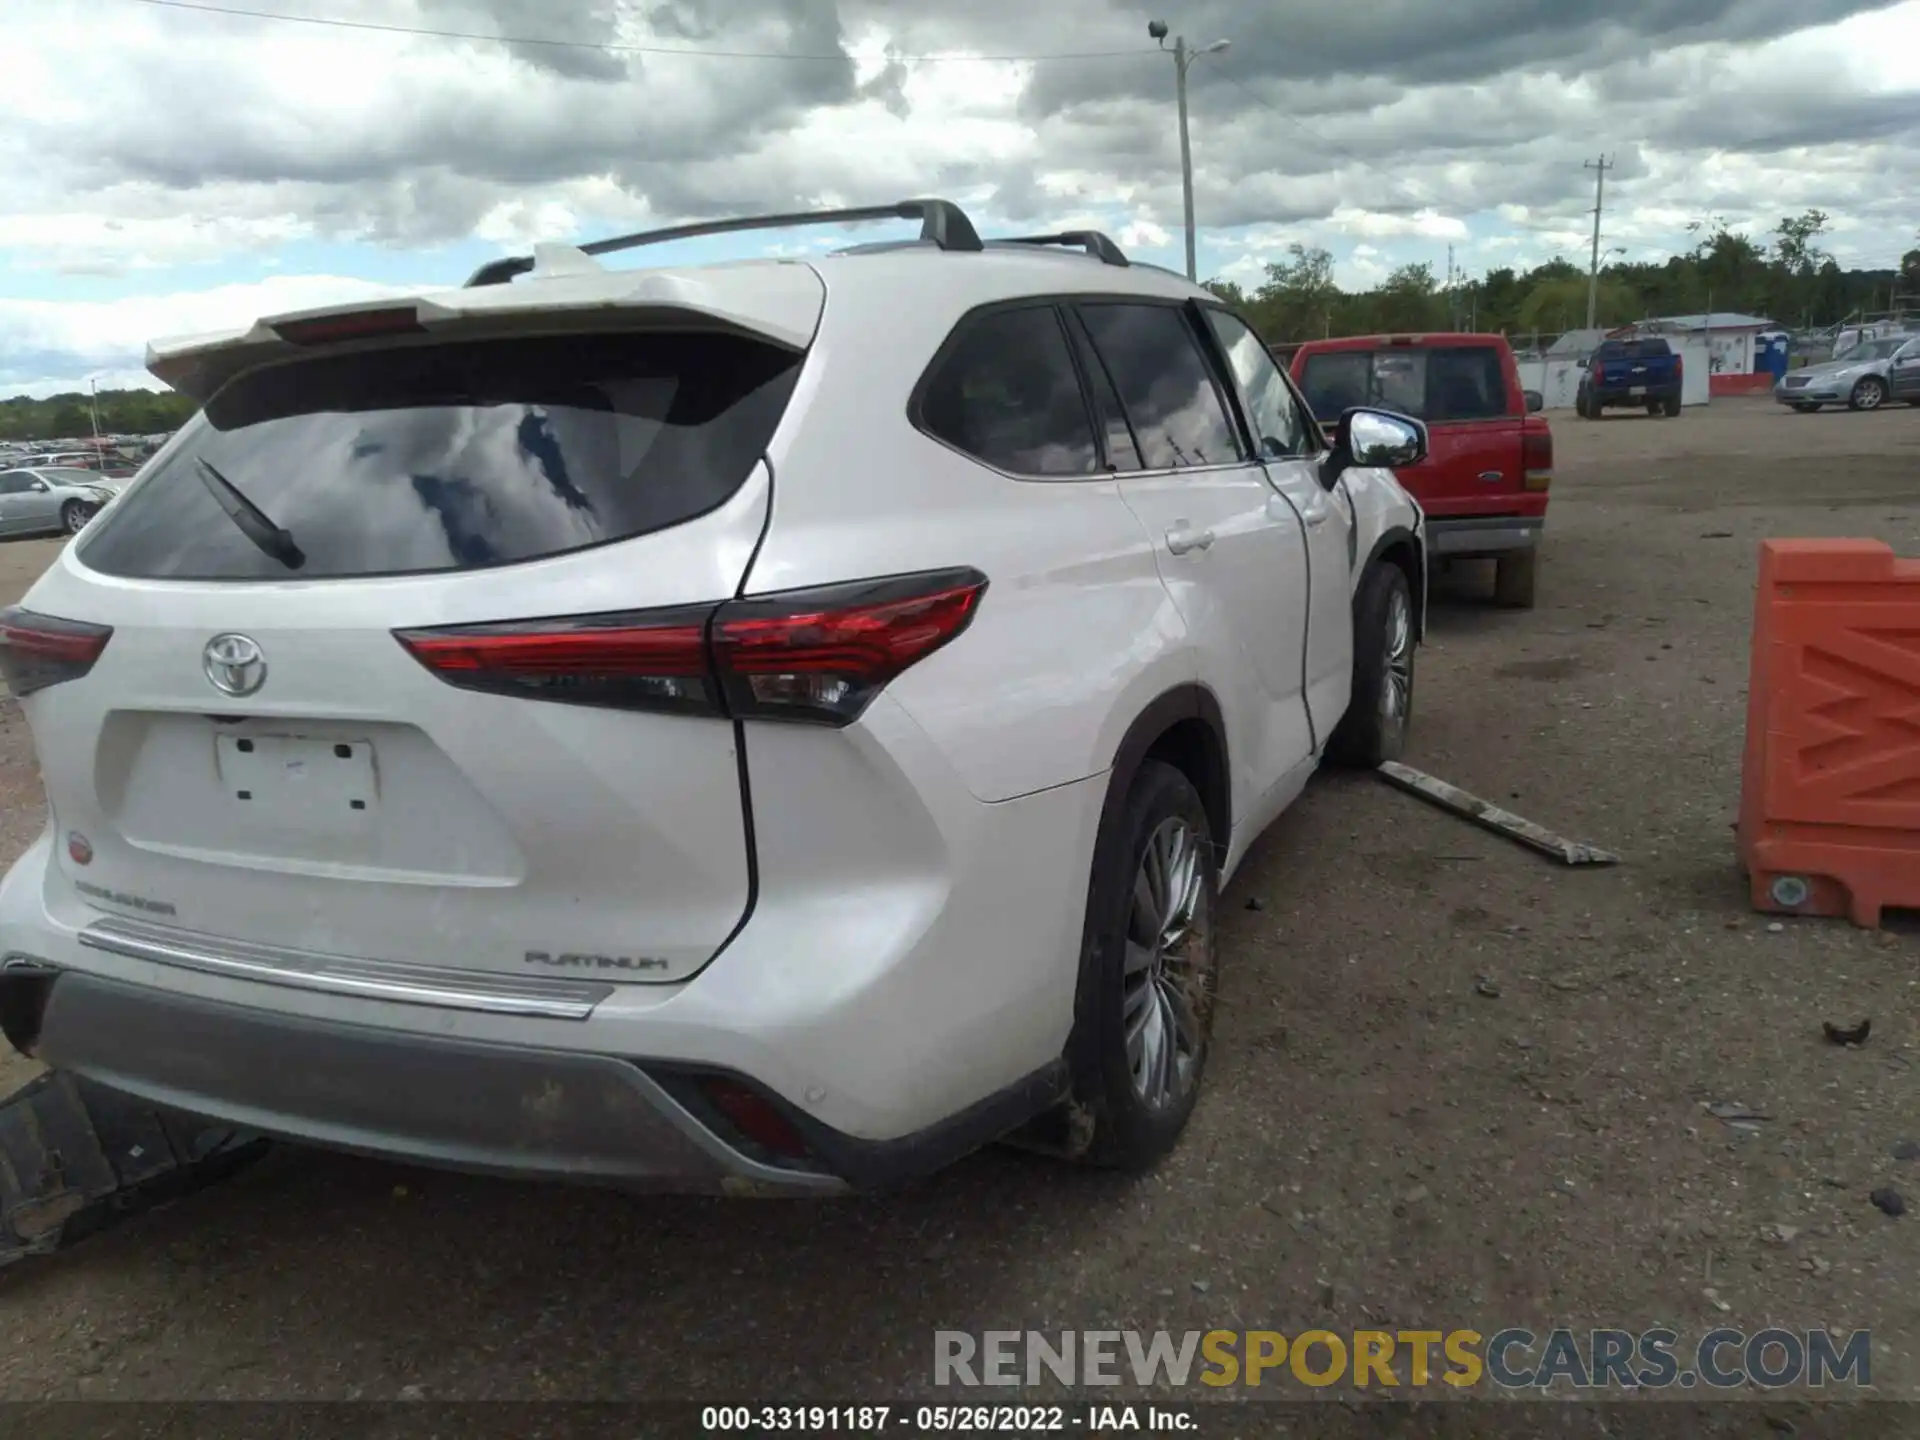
[996, 231, 1129, 267]
[464, 198, 984, 287]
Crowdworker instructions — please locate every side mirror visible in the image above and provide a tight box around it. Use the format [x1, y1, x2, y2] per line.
[28, 482, 47, 493]
[1322, 406, 1427, 488]
[1524, 389, 1544, 414]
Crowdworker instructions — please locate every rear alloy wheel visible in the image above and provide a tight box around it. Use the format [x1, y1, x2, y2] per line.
[1850, 377, 1887, 412]
[1327, 562, 1415, 768]
[1063, 760, 1218, 1171]
[60, 501, 92, 535]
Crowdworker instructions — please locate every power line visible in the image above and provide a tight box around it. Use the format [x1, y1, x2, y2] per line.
[120, 0, 1150, 64]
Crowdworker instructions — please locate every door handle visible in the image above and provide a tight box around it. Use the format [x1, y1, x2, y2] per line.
[1166, 526, 1214, 555]
[1478, 470, 1503, 483]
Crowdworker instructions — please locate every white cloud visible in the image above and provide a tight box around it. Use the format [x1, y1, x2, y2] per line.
[1, 0, 1917, 390]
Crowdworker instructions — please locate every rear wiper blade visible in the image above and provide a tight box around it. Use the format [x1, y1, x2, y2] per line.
[195, 459, 305, 571]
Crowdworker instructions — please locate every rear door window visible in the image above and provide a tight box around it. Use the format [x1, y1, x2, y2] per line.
[1076, 303, 1244, 470]
[77, 330, 803, 581]
[916, 305, 1100, 476]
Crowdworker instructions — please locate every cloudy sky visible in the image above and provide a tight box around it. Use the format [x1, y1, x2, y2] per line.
[4, 0, 1918, 396]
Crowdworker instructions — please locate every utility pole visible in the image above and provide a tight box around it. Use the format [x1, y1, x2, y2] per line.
[1584, 155, 1614, 330]
[1150, 22, 1229, 281]
[88, 378, 101, 444]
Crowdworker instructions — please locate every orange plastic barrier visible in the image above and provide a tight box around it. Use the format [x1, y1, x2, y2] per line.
[1738, 539, 1920, 927]
[1711, 373, 1776, 397]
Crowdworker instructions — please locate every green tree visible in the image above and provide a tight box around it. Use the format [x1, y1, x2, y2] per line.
[1371, 262, 1447, 332]
[1517, 274, 1637, 333]
[1250, 244, 1340, 341]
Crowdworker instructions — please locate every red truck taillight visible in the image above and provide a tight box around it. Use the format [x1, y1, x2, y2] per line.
[1523, 429, 1553, 492]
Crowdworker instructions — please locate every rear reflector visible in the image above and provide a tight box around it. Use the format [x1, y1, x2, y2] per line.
[271, 307, 426, 346]
[393, 567, 988, 727]
[0, 608, 113, 697]
[699, 1077, 814, 1162]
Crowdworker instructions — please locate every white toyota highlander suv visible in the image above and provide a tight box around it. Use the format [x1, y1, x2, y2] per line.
[0, 199, 1426, 1193]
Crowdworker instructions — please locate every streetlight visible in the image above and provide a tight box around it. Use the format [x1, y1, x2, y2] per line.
[1149, 21, 1230, 281]
[87, 377, 101, 444]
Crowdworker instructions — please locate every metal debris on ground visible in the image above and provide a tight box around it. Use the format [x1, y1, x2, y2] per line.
[1703, 1101, 1771, 1132]
[0, 1071, 268, 1267]
[1822, 1018, 1871, 1047]
[1375, 762, 1622, 866]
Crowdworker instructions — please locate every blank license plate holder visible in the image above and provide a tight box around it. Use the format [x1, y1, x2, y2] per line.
[1629, 385, 1646, 397]
[215, 734, 377, 826]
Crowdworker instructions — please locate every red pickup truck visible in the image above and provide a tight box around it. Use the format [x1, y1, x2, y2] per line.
[1289, 333, 1553, 607]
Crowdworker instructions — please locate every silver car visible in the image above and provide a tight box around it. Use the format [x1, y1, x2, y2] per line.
[0, 467, 122, 537]
[1775, 334, 1920, 413]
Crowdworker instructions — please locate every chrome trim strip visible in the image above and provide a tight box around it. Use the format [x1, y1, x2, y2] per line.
[78, 917, 612, 1021]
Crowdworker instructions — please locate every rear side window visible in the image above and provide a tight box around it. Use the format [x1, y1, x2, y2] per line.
[916, 306, 1099, 476]
[1077, 303, 1244, 470]
[1299, 345, 1510, 422]
[78, 330, 802, 581]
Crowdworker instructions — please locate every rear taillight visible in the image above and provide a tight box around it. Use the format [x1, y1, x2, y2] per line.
[0, 608, 113, 697]
[1522, 428, 1553, 492]
[393, 567, 987, 728]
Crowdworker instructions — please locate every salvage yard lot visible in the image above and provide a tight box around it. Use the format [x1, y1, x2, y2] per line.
[0, 397, 1916, 1402]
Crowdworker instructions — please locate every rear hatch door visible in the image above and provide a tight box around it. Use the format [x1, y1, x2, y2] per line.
[13, 300, 817, 991]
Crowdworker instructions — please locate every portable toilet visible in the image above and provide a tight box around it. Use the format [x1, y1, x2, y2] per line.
[1754, 330, 1790, 379]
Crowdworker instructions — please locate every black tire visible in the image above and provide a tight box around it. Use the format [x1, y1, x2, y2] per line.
[1326, 562, 1415, 768]
[1662, 394, 1681, 417]
[1493, 548, 1538, 609]
[1062, 760, 1219, 1171]
[1574, 393, 1590, 419]
[1586, 397, 1603, 418]
[1849, 377, 1887, 412]
[59, 501, 90, 535]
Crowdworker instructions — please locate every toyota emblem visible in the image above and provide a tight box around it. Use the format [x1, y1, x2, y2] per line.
[203, 633, 268, 697]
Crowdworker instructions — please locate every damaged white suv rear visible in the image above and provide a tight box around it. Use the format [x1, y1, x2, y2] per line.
[0, 200, 1426, 1192]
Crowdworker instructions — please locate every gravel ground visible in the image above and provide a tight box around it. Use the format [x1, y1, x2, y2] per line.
[0, 397, 1917, 1411]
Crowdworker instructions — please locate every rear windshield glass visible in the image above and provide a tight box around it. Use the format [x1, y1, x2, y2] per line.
[1594, 339, 1671, 360]
[79, 330, 802, 581]
[1297, 346, 1508, 422]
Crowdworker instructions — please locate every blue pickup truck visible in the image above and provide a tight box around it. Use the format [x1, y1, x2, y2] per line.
[1575, 337, 1683, 419]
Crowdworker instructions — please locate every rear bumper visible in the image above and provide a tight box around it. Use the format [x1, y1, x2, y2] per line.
[1425, 516, 1542, 556]
[22, 967, 842, 1194]
[1589, 388, 1679, 405]
[7, 965, 1066, 1195]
